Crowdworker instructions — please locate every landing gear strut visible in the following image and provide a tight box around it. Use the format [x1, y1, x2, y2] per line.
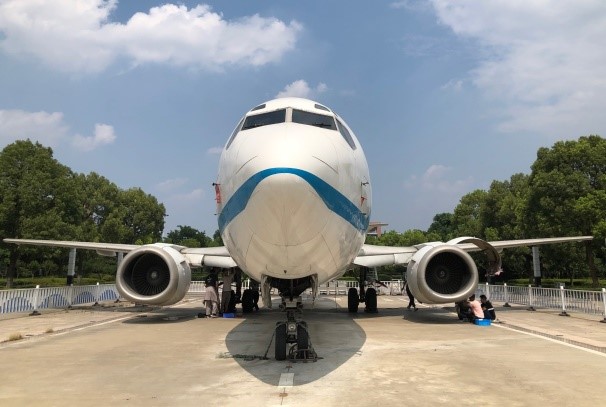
[347, 267, 378, 313]
[274, 297, 317, 361]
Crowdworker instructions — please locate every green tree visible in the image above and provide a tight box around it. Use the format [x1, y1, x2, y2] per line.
[482, 174, 530, 240]
[165, 225, 211, 247]
[115, 188, 165, 244]
[526, 135, 606, 287]
[427, 213, 454, 241]
[212, 229, 223, 246]
[0, 140, 168, 283]
[0, 141, 75, 287]
[451, 189, 488, 238]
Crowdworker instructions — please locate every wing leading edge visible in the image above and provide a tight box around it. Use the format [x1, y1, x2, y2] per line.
[2, 238, 236, 268]
[353, 236, 593, 268]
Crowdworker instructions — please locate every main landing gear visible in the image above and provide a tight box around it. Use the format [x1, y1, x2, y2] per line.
[347, 267, 378, 314]
[274, 297, 317, 362]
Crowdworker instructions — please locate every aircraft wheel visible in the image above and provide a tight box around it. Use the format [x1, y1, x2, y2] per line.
[241, 289, 254, 313]
[365, 287, 378, 313]
[275, 324, 287, 361]
[347, 288, 359, 313]
[297, 323, 309, 352]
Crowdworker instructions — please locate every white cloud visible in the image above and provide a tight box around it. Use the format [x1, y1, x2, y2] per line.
[441, 79, 463, 92]
[156, 178, 188, 192]
[0, 109, 115, 152]
[404, 164, 473, 193]
[0, 1, 302, 73]
[429, 0, 606, 137]
[206, 146, 223, 155]
[0, 109, 68, 147]
[72, 123, 116, 151]
[163, 188, 205, 205]
[390, 0, 431, 11]
[275, 80, 328, 99]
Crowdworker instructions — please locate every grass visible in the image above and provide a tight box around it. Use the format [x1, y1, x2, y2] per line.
[8, 333, 23, 342]
[45, 328, 54, 334]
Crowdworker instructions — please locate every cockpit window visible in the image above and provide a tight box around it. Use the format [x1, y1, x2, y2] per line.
[336, 118, 357, 150]
[292, 109, 337, 130]
[241, 109, 286, 130]
[226, 117, 244, 149]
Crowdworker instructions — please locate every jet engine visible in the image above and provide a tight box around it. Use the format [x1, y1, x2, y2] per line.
[406, 243, 480, 304]
[115, 244, 191, 306]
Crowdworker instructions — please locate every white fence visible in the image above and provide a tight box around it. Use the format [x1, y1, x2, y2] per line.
[0, 283, 120, 315]
[2, 281, 605, 319]
[476, 283, 606, 317]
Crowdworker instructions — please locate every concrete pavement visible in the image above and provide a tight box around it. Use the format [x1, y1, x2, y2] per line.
[1, 294, 605, 406]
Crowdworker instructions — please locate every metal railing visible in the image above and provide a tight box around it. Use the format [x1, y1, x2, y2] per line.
[1, 281, 604, 320]
[476, 283, 606, 318]
[0, 283, 119, 315]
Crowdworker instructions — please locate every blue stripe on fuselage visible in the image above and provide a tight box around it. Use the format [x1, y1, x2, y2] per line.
[218, 167, 369, 233]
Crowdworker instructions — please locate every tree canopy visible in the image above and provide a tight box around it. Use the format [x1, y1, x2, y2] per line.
[0, 140, 166, 287]
[2, 134, 605, 288]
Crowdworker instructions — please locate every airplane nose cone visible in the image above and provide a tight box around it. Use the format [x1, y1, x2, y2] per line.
[247, 172, 328, 246]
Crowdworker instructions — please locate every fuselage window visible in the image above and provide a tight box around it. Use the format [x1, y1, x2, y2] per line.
[292, 109, 337, 130]
[226, 117, 245, 149]
[336, 118, 357, 150]
[241, 109, 286, 130]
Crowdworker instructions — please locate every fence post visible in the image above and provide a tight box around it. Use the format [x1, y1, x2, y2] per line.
[503, 283, 511, 307]
[485, 282, 490, 299]
[527, 284, 536, 311]
[67, 284, 74, 309]
[558, 285, 569, 316]
[601, 288, 606, 323]
[29, 285, 41, 316]
[94, 282, 100, 306]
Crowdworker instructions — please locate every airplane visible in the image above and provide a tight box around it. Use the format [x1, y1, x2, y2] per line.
[4, 97, 592, 360]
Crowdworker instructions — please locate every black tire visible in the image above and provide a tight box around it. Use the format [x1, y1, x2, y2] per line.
[365, 287, 377, 313]
[241, 289, 254, 313]
[348, 288, 359, 313]
[275, 324, 287, 361]
[297, 324, 309, 352]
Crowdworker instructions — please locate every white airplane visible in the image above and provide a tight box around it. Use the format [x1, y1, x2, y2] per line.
[4, 97, 592, 360]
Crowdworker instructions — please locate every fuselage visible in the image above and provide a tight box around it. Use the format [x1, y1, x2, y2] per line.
[216, 98, 371, 285]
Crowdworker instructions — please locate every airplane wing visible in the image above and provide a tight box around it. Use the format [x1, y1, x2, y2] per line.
[2, 238, 236, 268]
[353, 236, 593, 268]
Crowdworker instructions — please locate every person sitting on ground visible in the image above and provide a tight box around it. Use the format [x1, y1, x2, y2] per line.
[480, 294, 496, 320]
[467, 294, 484, 322]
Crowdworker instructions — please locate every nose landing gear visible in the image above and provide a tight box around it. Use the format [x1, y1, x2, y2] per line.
[274, 297, 317, 361]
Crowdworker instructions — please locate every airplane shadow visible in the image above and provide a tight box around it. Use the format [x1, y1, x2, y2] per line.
[222, 305, 367, 386]
[109, 296, 464, 386]
[223, 297, 464, 385]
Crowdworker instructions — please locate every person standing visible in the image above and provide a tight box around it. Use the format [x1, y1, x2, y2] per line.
[220, 269, 235, 315]
[405, 282, 417, 311]
[203, 270, 219, 318]
[250, 279, 260, 311]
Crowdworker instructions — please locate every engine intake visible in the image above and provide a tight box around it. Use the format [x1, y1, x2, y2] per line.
[406, 244, 480, 304]
[116, 244, 191, 306]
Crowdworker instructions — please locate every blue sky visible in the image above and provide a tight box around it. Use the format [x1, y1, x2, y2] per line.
[1, 0, 605, 237]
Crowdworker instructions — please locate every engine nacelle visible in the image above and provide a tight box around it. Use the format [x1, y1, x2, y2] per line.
[116, 244, 191, 306]
[406, 243, 479, 304]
